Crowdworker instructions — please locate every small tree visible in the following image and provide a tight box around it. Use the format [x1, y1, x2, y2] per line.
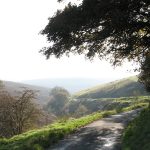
[0, 90, 14, 137]
[0, 80, 3, 88]
[0, 88, 41, 138]
[45, 87, 70, 116]
[74, 104, 88, 117]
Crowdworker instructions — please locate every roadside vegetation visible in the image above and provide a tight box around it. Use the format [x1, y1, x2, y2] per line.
[65, 96, 150, 117]
[0, 101, 148, 150]
[122, 107, 150, 150]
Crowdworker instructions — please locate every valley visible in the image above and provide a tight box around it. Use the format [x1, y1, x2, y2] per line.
[0, 76, 149, 150]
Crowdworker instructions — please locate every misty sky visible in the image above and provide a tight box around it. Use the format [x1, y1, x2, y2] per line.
[0, 0, 138, 82]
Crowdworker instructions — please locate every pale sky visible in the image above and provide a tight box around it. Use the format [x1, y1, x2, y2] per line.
[0, 0, 138, 82]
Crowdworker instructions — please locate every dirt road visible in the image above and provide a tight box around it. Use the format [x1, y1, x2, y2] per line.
[47, 109, 141, 150]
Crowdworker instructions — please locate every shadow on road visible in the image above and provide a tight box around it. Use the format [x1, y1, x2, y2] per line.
[48, 109, 141, 150]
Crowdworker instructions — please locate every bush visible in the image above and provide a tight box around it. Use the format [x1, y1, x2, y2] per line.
[122, 108, 150, 150]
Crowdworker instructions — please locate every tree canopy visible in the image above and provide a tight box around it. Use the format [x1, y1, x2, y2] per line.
[45, 87, 70, 116]
[139, 53, 150, 91]
[41, 0, 150, 91]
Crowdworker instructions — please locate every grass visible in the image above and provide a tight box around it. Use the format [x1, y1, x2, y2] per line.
[122, 107, 150, 150]
[73, 76, 150, 99]
[73, 77, 136, 98]
[0, 110, 116, 150]
[0, 102, 148, 150]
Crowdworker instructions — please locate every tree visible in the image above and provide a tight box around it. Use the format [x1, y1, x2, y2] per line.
[0, 80, 4, 89]
[139, 54, 150, 91]
[0, 90, 14, 137]
[0, 88, 41, 138]
[45, 87, 70, 116]
[139, 53, 150, 109]
[41, 0, 150, 91]
[74, 104, 88, 117]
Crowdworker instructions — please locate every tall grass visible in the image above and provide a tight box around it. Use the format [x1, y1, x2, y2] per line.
[122, 107, 150, 150]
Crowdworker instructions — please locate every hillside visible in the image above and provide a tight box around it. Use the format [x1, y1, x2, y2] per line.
[22, 78, 110, 93]
[2, 81, 50, 105]
[74, 76, 149, 99]
[66, 96, 150, 117]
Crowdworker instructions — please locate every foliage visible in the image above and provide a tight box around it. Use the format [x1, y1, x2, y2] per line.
[0, 88, 41, 138]
[45, 87, 70, 116]
[74, 104, 88, 117]
[0, 101, 147, 150]
[0, 110, 116, 150]
[0, 81, 4, 89]
[50, 87, 70, 97]
[67, 96, 149, 116]
[122, 108, 150, 150]
[41, 0, 150, 61]
[139, 54, 150, 91]
[41, 0, 150, 91]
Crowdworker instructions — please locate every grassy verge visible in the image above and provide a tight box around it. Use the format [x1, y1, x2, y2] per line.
[122, 107, 150, 150]
[0, 103, 147, 150]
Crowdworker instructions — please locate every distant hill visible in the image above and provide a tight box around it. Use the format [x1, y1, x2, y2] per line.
[2, 81, 50, 105]
[22, 78, 111, 93]
[74, 76, 149, 99]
